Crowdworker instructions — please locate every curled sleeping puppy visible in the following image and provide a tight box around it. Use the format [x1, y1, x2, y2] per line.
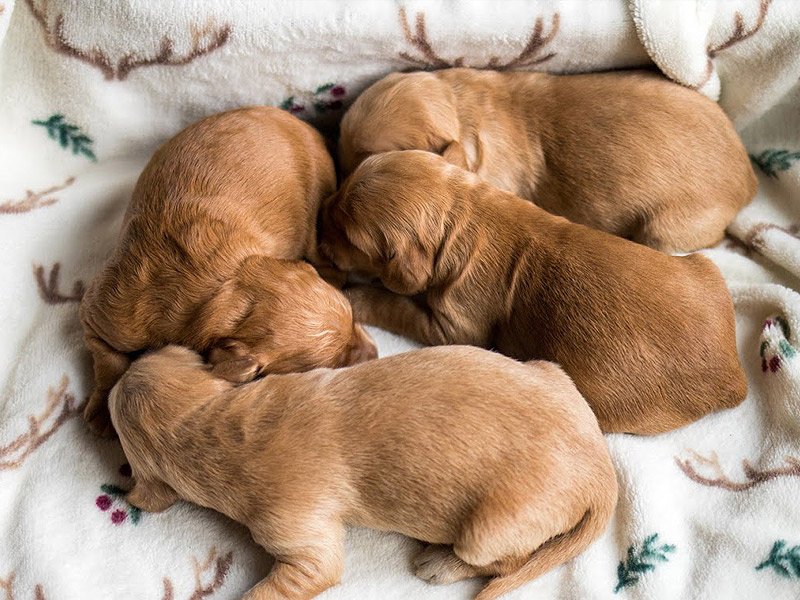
[318, 150, 748, 435]
[80, 106, 377, 437]
[110, 344, 618, 600]
[338, 68, 757, 252]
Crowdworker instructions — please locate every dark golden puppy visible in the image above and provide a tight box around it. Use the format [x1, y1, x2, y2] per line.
[111, 344, 617, 600]
[319, 151, 748, 435]
[81, 106, 376, 436]
[339, 68, 757, 252]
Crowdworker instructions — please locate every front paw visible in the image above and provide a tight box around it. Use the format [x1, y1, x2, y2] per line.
[84, 395, 116, 438]
[126, 482, 177, 513]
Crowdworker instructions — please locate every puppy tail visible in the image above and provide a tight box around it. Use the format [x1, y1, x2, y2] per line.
[474, 499, 615, 600]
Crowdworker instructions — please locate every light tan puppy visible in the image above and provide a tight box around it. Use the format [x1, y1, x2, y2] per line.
[81, 106, 376, 436]
[319, 151, 748, 435]
[339, 68, 757, 252]
[110, 344, 617, 600]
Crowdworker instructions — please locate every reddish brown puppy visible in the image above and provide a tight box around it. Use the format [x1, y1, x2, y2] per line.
[111, 344, 617, 600]
[339, 68, 757, 252]
[81, 106, 376, 436]
[319, 151, 748, 435]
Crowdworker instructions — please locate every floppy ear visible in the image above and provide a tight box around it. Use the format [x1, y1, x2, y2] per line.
[382, 240, 432, 295]
[207, 339, 260, 383]
[441, 141, 469, 170]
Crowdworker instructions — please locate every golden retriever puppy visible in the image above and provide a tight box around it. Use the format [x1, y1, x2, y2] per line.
[338, 68, 757, 252]
[319, 151, 748, 435]
[81, 106, 377, 437]
[110, 344, 617, 600]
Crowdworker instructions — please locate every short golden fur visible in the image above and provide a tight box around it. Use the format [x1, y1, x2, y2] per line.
[81, 106, 376, 436]
[110, 344, 617, 600]
[319, 151, 748, 435]
[339, 68, 757, 252]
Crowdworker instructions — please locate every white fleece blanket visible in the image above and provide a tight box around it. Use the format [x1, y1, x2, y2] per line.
[1, 1, 799, 598]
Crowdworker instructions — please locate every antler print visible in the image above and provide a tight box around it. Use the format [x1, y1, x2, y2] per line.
[33, 263, 85, 304]
[24, 0, 231, 81]
[398, 7, 456, 69]
[693, 0, 772, 89]
[486, 14, 559, 69]
[160, 548, 234, 600]
[0, 177, 75, 215]
[676, 450, 800, 491]
[0, 375, 84, 471]
[398, 7, 558, 70]
[0, 574, 46, 600]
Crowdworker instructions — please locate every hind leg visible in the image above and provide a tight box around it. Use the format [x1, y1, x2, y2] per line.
[633, 205, 732, 253]
[454, 485, 582, 570]
[414, 544, 487, 585]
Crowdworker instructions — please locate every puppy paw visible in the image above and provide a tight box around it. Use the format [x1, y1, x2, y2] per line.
[84, 402, 116, 438]
[413, 545, 476, 585]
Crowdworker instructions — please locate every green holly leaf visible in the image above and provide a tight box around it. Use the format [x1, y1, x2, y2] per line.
[100, 484, 126, 498]
[32, 114, 97, 162]
[314, 82, 335, 95]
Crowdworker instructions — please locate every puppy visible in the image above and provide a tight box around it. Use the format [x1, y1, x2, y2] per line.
[81, 106, 376, 436]
[319, 151, 748, 435]
[110, 344, 617, 600]
[338, 68, 757, 252]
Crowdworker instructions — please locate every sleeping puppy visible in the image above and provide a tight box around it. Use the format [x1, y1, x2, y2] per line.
[338, 68, 757, 252]
[110, 344, 617, 600]
[81, 106, 376, 437]
[319, 151, 748, 435]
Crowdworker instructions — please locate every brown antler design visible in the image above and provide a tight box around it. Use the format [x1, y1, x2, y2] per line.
[160, 548, 234, 600]
[33, 263, 85, 304]
[24, 0, 231, 81]
[676, 450, 800, 491]
[398, 7, 456, 69]
[0, 177, 75, 215]
[398, 7, 558, 71]
[0, 573, 14, 600]
[745, 222, 800, 252]
[0, 574, 46, 600]
[116, 20, 232, 81]
[694, 0, 772, 89]
[487, 14, 559, 70]
[0, 375, 84, 471]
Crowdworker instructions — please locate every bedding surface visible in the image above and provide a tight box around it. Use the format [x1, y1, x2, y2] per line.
[1, 1, 799, 598]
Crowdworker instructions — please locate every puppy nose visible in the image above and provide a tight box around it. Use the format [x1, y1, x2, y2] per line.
[348, 326, 378, 365]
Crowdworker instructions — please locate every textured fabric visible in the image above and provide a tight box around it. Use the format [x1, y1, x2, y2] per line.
[1, 1, 799, 598]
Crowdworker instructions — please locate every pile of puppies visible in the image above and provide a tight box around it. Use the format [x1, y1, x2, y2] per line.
[82, 68, 756, 600]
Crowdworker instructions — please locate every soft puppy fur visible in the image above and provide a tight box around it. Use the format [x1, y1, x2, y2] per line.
[319, 151, 748, 435]
[81, 106, 376, 436]
[338, 68, 757, 252]
[110, 344, 617, 600]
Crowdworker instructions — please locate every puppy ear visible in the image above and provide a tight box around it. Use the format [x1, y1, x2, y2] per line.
[207, 339, 260, 383]
[382, 241, 432, 295]
[441, 141, 469, 170]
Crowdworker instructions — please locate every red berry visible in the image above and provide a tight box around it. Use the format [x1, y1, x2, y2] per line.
[331, 85, 345, 98]
[96, 495, 112, 511]
[762, 358, 768, 372]
[769, 356, 781, 372]
[111, 510, 127, 524]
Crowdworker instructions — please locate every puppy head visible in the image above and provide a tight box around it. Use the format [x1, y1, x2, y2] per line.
[338, 72, 467, 175]
[203, 257, 377, 383]
[109, 345, 225, 431]
[319, 151, 452, 295]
